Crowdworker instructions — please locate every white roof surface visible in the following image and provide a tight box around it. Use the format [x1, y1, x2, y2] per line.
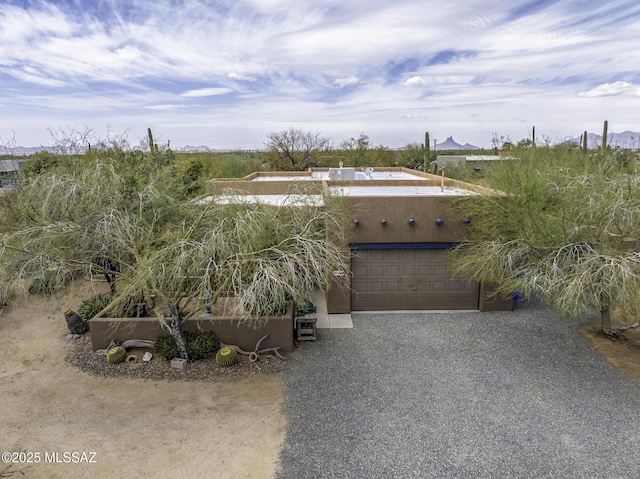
[203, 184, 476, 207]
[252, 175, 318, 181]
[329, 186, 477, 196]
[201, 194, 324, 206]
[253, 170, 427, 181]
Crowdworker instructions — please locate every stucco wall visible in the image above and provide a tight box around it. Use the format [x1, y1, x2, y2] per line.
[343, 195, 467, 244]
[90, 304, 295, 354]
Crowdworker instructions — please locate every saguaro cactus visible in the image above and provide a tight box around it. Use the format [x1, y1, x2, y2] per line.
[148, 127, 154, 152]
[582, 130, 587, 152]
[532, 126, 536, 148]
[423, 132, 430, 172]
[602, 120, 608, 150]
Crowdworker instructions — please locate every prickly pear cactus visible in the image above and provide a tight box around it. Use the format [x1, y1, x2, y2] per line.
[215, 347, 239, 367]
[106, 346, 127, 364]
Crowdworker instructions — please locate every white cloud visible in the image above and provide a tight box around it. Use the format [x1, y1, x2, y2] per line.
[228, 72, 256, 81]
[143, 104, 182, 111]
[3, 0, 640, 150]
[180, 88, 234, 97]
[334, 76, 359, 88]
[404, 76, 429, 87]
[578, 81, 640, 98]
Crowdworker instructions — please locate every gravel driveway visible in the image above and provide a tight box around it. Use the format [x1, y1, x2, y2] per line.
[276, 300, 640, 478]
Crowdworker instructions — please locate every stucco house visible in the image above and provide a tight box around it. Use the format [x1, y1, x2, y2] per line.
[208, 167, 513, 314]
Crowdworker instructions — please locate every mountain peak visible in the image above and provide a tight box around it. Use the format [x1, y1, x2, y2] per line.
[435, 136, 479, 150]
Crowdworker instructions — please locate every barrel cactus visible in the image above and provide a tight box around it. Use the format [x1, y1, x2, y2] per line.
[215, 346, 239, 367]
[106, 346, 127, 364]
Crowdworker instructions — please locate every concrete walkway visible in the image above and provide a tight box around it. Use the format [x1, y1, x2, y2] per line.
[276, 299, 640, 478]
[311, 289, 353, 329]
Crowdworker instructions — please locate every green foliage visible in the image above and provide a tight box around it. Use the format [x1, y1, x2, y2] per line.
[106, 346, 127, 364]
[154, 335, 180, 360]
[448, 144, 640, 329]
[28, 269, 71, 295]
[440, 163, 477, 182]
[215, 346, 239, 367]
[155, 331, 220, 361]
[21, 151, 72, 179]
[369, 145, 395, 166]
[1, 141, 349, 337]
[78, 293, 112, 320]
[188, 331, 220, 360]
[340, 133, 371, 167]
[172, 151, 265, 193]
[106, 294, 150, 318]
[609, 147, 637, 170]
[177, 159, 205, 197]
[399, 142, 425, 169]
[265, 128, 331, 170]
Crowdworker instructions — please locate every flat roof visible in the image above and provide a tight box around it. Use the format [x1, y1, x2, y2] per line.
[329, 186, 477, 196]
[207, 167, 492, 198]
[202, 184, 476, 207]
[252, 170, 427, 181]
[253, 175, 318, 181]
[201, 194, 324, 206]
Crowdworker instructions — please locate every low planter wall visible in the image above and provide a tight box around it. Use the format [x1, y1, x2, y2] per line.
[89, 303, 295, 354]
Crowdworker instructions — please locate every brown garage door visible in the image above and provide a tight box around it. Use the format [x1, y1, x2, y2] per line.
[351, 249, 479, 311]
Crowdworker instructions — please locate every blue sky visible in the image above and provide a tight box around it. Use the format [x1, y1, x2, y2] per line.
[1, 0, 639, 150]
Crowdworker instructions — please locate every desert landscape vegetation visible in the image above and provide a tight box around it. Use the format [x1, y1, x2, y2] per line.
[1, 125, 640, 478]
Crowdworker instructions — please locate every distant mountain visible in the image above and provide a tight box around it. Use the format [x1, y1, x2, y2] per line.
[435, 137, 480, 151]
[0, 144, 215, 155]
[570, 130, 640, 149]
[0, 145, 53, 155]
[178, 145, 212, 152]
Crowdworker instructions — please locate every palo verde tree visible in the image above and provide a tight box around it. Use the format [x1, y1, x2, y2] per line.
[448, 145, 640, 334]
[340, 133, 371, 167]
[265, 128, 331, 170]
[0, 157, 349, 360]
[400, 142, 427, 169]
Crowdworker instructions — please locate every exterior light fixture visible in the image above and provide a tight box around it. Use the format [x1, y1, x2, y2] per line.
[381, 219, 387, 226]
[409, 218, 416, 226]
[463, 218, 471, 225]
[353, 219, 360, 227]
[435, 218, 444, 226]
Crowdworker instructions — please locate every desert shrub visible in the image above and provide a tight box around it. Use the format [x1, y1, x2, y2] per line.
[106, 294, 149, 318]
[154, 335, 180, 360]
[78, 293, 112, 320]
[154, 331, 220, 361]
[187, 331, 220, 360]
[21, 151, 73, 178]
[28, 270, 71, 295]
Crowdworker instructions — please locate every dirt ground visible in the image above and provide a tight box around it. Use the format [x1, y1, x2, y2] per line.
[3, 281, 640, 478]
[0, 280, 286, 479]
[579, 311, 640, 382]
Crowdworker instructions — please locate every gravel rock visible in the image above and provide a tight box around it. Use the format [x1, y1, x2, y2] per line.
[275, 300, 640, 479]
[65, 334, 286, 382]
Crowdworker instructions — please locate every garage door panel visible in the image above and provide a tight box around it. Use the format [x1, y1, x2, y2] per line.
[433, 264, 448, 276]
[416, 265, 432, 275]
[352, 248, 479, 311]
[432, 280, 447, 291]
[385, 265, 400, 276]
[385, 250, 402, 260]
[385, 281, 399, 292]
